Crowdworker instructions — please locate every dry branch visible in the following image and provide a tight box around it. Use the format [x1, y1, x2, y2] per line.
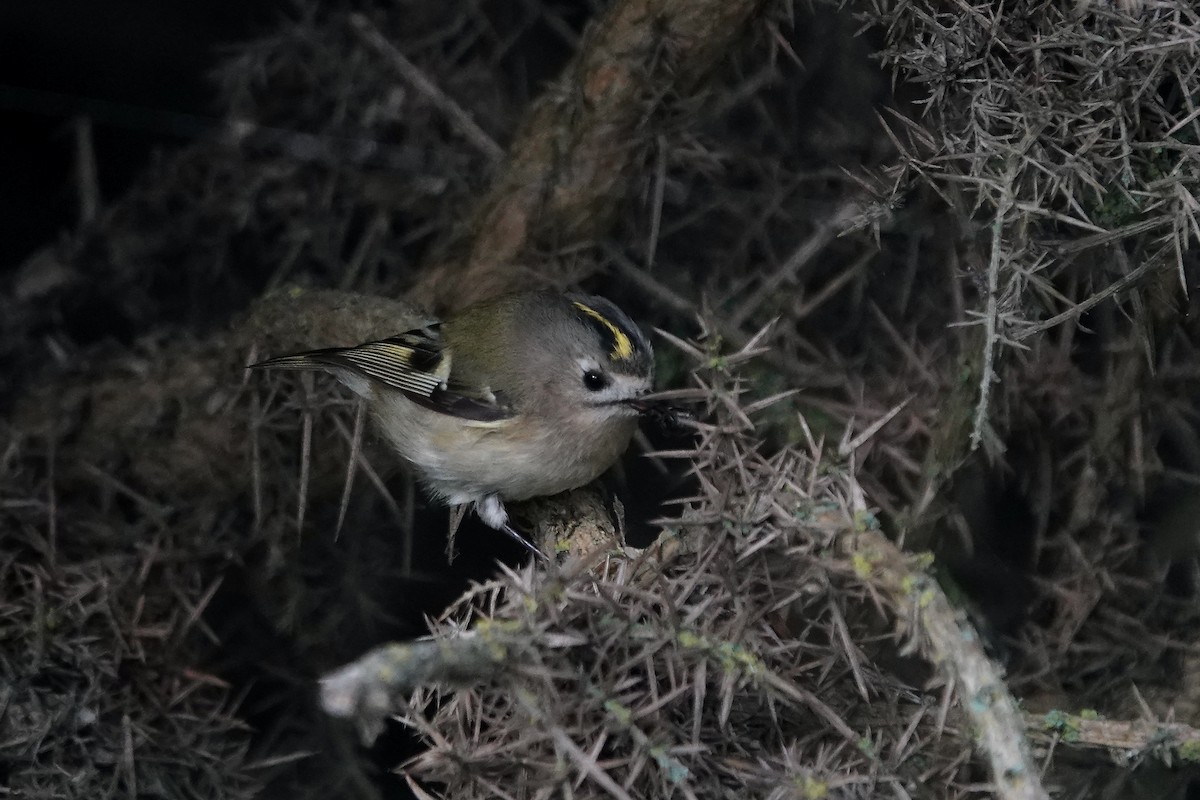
[1025, 710, 1200, 766]
[847, 527, 1049, 800]
[319, 507, 1052, 800]
[350, 15, 505, 163]
[321, 635, 510, 743]
[411, 0, 769, 309]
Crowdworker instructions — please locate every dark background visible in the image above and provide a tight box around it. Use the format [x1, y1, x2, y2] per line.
[0, 1, 289, 271]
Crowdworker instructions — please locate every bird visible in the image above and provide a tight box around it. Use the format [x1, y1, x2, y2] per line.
[252, 289, 655, 557]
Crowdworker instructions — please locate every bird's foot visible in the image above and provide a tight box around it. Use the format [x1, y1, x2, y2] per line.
[474, 495, 547, 561]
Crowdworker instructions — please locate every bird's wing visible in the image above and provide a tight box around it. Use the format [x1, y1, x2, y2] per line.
[253, 326, 515, 422]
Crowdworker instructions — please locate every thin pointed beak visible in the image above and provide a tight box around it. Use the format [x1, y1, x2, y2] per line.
[622, 397, 654, 413]
[624, 397, 696, 430]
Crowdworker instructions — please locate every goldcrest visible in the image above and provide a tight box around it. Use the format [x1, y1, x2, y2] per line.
[254, 290, 654, 555]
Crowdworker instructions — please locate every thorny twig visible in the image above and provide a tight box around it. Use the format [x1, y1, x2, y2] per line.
[846, 526, 1050, 800]
[350, 14, 505, 163]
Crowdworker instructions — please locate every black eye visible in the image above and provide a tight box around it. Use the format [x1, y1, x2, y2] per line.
[582, 370, 608, 392]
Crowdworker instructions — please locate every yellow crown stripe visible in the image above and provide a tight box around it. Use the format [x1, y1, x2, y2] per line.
[573, 302, 634, 360]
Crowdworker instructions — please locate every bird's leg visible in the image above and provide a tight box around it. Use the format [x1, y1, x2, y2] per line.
[474, 495, 547, 561]
[501, 522, 549, 562]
